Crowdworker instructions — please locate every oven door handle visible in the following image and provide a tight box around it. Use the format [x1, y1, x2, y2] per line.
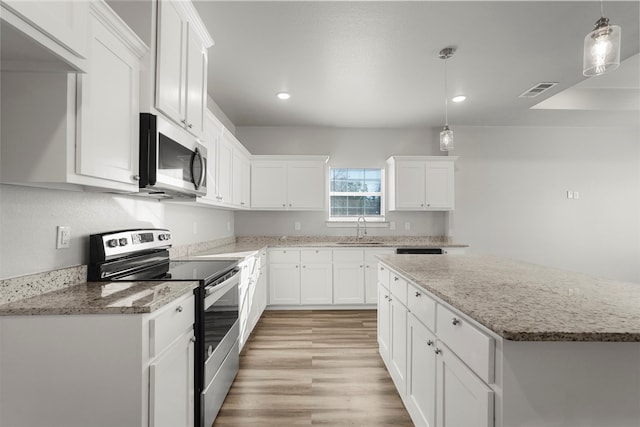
[204, 272, 239, 309]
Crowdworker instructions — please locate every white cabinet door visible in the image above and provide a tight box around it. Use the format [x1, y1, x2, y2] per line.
[149, 331, 195, 427]
[201, 111, 223, 204]
[407, 314, 437, 427]
[269, 263, 301, 305]
[251, 162, 287, 208]
[76, 6, 142, 189]
[156, 0, 187, 126]
[389, 297, 408, 391]
[333, 263, 365, 304]
[231, 149, 244, 208]
[287, 161, 325, 209]
[217, 134, 234, 204]
[364, 249, 395, 304]
[395, 161, 427, 210]
[425, 162, 455, 210]
[436, 343, 494, 427]
[185, 24, 206, 138]
[241, 156, 251, 208]
[300, 263, 333, 304]
[378, 283, 391, 363]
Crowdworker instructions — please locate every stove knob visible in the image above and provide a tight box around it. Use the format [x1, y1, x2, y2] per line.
[107, 239, 118, 248]
[165, 233, 171, 241]
[118, 238, 128, 246]
[158, 234, 165, 241]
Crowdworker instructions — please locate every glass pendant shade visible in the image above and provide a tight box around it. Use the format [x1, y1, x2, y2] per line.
[440, 125, 454, 151]
[583, 17, 621, 76]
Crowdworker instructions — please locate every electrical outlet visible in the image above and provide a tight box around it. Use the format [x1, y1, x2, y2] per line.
[56, 226, 70, 249]
[294, 221, 301, 231]
[404, 222, 411, 231]
[573, 191, 579, 199]
[567, 190, 574, 199]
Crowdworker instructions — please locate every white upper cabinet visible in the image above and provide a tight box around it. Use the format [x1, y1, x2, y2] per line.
[76, 1, 148, 188]
[0, 1, 148, 193]
[1, 0, 89, 71]
[387, 156, 457, 211]
[251, 156, 329, 210]
[155, 0, 212, 139]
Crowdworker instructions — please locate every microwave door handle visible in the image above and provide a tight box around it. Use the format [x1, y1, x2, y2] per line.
[191, 147, 206, 190]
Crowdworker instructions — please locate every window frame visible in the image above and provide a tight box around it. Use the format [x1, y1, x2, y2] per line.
[327, 167, 386, 222]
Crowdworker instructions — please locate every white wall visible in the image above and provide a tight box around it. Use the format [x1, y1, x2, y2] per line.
[0, 184, 234, 279]
[451, 125, 640, 283]
[235, 126, 449, 237]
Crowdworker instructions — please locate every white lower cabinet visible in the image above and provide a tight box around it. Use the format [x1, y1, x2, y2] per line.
[269, 247, 386, 307]
[379, 261, 494, 427]
[436, 342, 494, 427]
[301, 249, 333, 304]
[406, 314, 437, 427]
[0, 292, 195, 427]
[377, 282, 391, 362]
[149, 330, 195, 427]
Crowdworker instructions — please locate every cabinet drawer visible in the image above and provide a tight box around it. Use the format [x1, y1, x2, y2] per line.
[301, 249, 333, 264]
[389, 272, 408, 306]
[269, 248, 300, 263]
[333, 249, 364, 263]
[436, 304, 494, 384]
[378, 263, 390, 288]
[149, 293, 195, 358]
[407, 284, 436, 332]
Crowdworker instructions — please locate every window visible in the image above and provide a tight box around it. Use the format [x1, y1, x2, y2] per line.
[329, 168, 384, 220]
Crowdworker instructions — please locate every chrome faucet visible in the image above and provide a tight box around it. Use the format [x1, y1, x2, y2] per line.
[356, 216, 367, 239]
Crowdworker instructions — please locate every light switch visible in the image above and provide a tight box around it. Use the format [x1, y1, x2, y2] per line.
[566, 190, 574, 199]
[56, 226, 70, 249]
[294, 221, 301, 231]
[573, 191, 579, 199]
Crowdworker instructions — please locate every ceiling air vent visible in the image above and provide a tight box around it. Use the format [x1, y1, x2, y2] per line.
[519, 82, 558, 98]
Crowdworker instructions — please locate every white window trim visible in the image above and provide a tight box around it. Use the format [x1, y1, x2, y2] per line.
[327, 167, 386, 223]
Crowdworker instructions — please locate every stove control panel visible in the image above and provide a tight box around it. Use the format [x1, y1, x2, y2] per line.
[90, 229, 172, 261]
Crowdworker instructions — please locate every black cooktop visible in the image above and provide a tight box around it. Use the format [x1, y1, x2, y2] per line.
[164, 260, 238, 281]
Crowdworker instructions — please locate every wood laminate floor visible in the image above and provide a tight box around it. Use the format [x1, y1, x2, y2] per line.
[213, 310, 414, 427]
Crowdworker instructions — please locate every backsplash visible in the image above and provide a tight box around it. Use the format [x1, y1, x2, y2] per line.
[0, 265, 87, 306]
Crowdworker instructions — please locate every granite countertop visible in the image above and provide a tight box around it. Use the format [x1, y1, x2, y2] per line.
[378, 254, 640, 342]
[184, 236, 466, 259]
[0, 280, 198, 316]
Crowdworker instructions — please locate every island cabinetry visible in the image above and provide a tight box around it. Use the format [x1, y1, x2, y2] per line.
[1, 1, 147, 193]
[1, 0, 88, 71]
[0, 292, 196, 427]
[387, 156, 457, 211]
[365, 248, 395, 304]
[251, 156, 329, 210]
[155, 0, 212, 138]
[379, 262, 495, 427]
[300, 249, 333, 304]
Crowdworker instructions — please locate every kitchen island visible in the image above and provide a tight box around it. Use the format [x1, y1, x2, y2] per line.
[377, 254, 640, 427]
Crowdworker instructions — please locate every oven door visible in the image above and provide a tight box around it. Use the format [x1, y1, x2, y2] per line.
[139, 113, 207, 197]
[199, 271, 239, 427]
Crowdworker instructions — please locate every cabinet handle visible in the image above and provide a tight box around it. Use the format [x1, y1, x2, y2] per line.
[388, 297, 393, 302]
[366, 265, 370, 268]
[380, 267, 385, 271]
[360, 265, 363, 268]
[181, 119, 186, 124]
[282, 204, 286, 207]
[427, 340, 434, 346]
[421, 203, 424, 207]
[415, 291, 421, 297]
[296, 265, 299, 268]
[132, 174, 140, 181]
[302, 265, 306, 268]
[176, 306, 183, 313]
[289, 204, 292, 207]
[190, 336, 196, 343]
[434, 348, 442, 355]
[452, 318, 461, 326]
[394, 276, 399, 281]
[188, 123, 193, 129]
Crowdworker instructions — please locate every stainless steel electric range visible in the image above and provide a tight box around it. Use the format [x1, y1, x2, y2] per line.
[89, 228, 239, 427]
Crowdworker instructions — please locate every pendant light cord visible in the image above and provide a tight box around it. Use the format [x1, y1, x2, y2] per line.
[600, 0, 604, 17]
[444, 56, 449, 126]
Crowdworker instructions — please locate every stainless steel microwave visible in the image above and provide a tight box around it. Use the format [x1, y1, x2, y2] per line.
[139, 113, 207, 198]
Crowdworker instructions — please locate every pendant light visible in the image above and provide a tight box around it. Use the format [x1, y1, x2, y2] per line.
[583, 0, 621, 76]
[439, 47, 455, 151]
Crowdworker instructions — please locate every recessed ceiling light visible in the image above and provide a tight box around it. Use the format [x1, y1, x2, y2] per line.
[451, 95, 466, 103]
[276, 92, 291, 100]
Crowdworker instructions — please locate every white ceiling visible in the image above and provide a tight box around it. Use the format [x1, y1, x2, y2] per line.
[193, 1, 640, 128]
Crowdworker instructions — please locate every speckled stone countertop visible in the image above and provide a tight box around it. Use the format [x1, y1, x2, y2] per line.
[378, 254, 640, 342]
[184, 235, 466, 259]
[0, 281, 198, 316]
